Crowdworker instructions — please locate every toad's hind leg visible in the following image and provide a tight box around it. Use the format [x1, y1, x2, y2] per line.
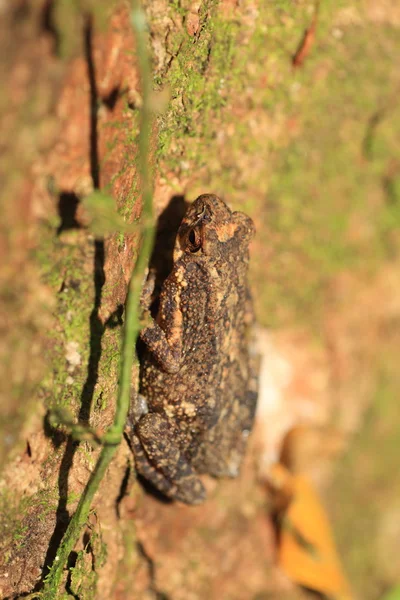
[130, 413, 206, 505]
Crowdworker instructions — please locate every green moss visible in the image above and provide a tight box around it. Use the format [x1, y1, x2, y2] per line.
[256, 16, 400, 324]
[115, 518, 139, 592]
[36, 232, 92, 411]
[155, 3, 241, 168]
[0, 493, 29, 562]
[152, 1, 400, 330]
[36, 218, 121, 435]
[0, 488, 58, 565]
[68, 525, 107, 598]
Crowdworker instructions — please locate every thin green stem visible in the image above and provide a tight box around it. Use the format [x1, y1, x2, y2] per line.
[41, 2, 155, 597]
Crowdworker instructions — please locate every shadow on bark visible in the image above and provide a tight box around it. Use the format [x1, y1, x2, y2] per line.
[30, 10, 190, 591]
[36, 15, 105, 591]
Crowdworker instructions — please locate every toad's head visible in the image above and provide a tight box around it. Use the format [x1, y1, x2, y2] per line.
[173, 194, 255, 262]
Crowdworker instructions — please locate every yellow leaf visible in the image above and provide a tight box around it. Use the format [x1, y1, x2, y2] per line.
[269, 464, 354, 599]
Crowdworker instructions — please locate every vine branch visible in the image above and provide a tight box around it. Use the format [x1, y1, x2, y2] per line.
[40, 2, 155, 597]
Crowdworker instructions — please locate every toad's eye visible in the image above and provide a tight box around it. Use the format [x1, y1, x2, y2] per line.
[187, 227, 202, 253]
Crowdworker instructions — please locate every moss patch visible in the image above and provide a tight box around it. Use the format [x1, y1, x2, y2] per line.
[153, 0, 400, 328]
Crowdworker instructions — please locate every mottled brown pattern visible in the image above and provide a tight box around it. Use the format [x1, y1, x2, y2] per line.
[129, 194, 258, 504]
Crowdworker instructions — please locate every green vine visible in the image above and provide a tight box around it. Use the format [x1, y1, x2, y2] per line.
[38, 1, 155, 597]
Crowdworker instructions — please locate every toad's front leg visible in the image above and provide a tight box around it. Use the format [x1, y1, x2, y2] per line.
[131, 412, 206, 504]
[139, 265, 188, 373]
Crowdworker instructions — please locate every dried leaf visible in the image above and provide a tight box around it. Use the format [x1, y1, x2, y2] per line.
[269, 464, 354, 599]
[292, 3, 319, 68]
[280, 425, 346, 475]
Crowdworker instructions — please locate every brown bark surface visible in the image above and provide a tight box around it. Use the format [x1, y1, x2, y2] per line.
[1, 1, 400, 599]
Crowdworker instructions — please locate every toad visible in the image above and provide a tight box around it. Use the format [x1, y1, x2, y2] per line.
[129, 194, 258, 504]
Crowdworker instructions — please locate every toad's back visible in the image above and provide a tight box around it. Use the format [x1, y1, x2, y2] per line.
[131, 194, 258, 503]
